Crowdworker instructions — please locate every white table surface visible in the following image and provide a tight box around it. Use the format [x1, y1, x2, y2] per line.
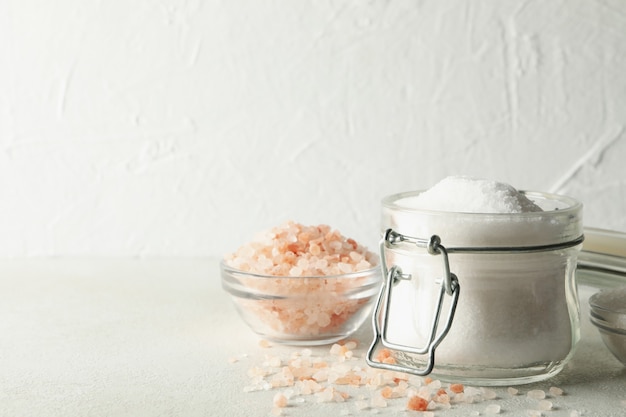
[1, 258, 625, 417]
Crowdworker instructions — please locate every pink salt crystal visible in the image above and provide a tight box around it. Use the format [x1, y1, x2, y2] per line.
[349, 251, 363, 262]
[427, 378, 442, 389]
[527, 390, 546, 400]
[507, 387, 519, 396]
[273, 393, 288, 408]
[482, 388, 497, 400]
[370, 394, 388, 408]
[265, 356, 281, 368]
[344, 340, 358, 350]
[538, 400, 553, 411]
[549, 386, 564, 396]
[289, 266, 302, 276]
[355, 400, 369, 411]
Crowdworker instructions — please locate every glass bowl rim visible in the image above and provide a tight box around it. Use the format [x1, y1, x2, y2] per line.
[220, 260, 382, 280]
[590, 317, 626, 336]
[589, 287, 626, 315]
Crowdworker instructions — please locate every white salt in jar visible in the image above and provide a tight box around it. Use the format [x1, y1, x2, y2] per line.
[367, 185, 583, 386]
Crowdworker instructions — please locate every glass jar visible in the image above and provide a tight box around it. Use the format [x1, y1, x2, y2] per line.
[366, 190, 583, 386]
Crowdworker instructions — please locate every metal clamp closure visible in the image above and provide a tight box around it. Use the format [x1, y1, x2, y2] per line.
[366, 229, 460, 376]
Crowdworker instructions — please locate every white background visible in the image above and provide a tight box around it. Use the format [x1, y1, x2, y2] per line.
[1, 0, 625, 258]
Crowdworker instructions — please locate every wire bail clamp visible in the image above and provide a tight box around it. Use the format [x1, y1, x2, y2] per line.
[366, 229, 460, 376]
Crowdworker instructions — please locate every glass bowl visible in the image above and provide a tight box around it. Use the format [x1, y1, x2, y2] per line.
[221, 261, 382, 345]
[589, 286, 626, 365]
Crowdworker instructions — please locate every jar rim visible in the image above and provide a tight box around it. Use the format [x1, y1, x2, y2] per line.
[382, 190, 582, 218]
[381, 190, 583, 248]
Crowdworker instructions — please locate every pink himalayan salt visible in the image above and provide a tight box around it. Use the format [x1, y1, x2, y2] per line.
[225, 221, 378, 276]
[527, 390, 546, 400]
[225, 221, 379, 337]
[239, 341, 579, 415]
[273, 393, 288, 408]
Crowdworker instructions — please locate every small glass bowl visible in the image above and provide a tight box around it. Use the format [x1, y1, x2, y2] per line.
[589, 286, 626, 365]
[221, 261, 382, 345]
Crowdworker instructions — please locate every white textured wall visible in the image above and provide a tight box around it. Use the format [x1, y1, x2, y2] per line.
[1, 0, 625, 257]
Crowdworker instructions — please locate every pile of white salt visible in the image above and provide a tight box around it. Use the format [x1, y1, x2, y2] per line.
[396, 176, 543, 214]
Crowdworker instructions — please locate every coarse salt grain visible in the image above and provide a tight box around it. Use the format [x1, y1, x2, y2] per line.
[527, 390, 546, 400]
[407, 395, 429, 411]
[549, 386, 564, 396]
[273, 393, 288, 408]
[507, 387, 519, 396]
[538, 400, 553, 411]
[482, 388, 497, 400]
[485, 403, 502, 414]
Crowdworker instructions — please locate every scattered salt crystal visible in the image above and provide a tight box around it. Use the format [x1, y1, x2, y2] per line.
[538, 400, 553, 411]
[481, 388, 497, 400]
[273, 393, 288, 408]
[449, 383, 465, 394]
[427, 378, 442, 389]
[344, 340, 358, 350]
[465, 386, 483, 398]
[427, 400, 437, 411]
[355, 400, 369, 410]
[370, 394, 387, 408]
[407, 395, 429, 411]
[408, 375, 424, 387]
[507, 387, 519, 396]
[549, 386, 564, 396]
[485, 404, 501, 414]
[316, 387, 335, 403]
[527, 390, 546, 400]
[266, 356, 281, 368]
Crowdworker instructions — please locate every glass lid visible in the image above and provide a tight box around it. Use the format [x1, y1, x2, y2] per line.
[577, 227, 626, 288]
